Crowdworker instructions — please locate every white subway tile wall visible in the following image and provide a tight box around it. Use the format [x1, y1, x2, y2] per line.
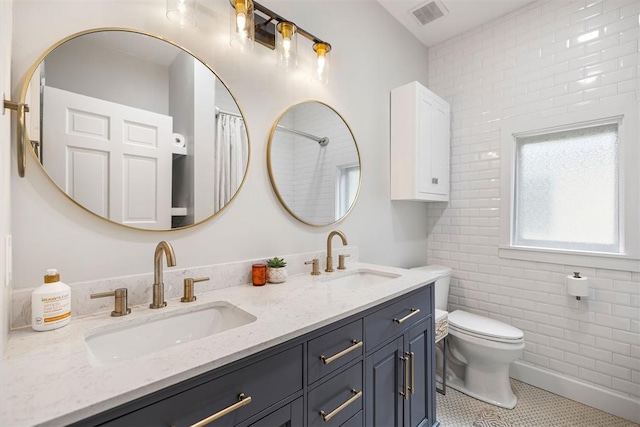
[427, 0, 639, 400]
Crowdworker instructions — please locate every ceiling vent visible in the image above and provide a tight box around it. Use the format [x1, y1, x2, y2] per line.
[410, 0, 449, 26]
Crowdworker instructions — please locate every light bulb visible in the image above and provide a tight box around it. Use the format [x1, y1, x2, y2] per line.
[313, 42, 331, 84]
[282, 37, 291, 57]
[317, 55, 325, 71]
[230, 0, 254, 50]
[236, 12, 246, 32]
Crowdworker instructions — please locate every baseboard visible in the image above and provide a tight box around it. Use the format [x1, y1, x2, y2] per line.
[510, 360, 640, 424]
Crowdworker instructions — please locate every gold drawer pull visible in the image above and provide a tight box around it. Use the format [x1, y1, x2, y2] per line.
[320, 340, 363, 365]
[190, 393, 252, 427]
[320, 389, 363, 422]
[393, 308, 420, 324]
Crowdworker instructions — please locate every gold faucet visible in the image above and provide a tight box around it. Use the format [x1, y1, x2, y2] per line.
[150, 241, 176, 309]
[326, 230, 348, 273]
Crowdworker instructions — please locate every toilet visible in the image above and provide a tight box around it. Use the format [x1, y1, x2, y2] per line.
[413, 265, 524, 409]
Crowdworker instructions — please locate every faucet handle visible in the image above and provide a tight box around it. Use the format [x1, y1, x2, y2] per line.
[181, 277, 210, 303]
[338, 254, 351, 270]
[90, 288, 131, 317]
[305, 259, 321, 276]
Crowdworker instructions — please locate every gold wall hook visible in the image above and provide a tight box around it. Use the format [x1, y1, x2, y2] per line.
[3, 98, 29, 178]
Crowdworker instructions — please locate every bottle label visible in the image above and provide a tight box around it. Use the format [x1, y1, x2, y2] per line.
[35, 293, 71, 325]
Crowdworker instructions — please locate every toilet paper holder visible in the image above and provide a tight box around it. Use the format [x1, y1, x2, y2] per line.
[567, 272, 589, 300]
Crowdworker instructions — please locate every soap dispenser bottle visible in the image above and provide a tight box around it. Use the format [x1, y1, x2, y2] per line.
[31, 269, 71, 331]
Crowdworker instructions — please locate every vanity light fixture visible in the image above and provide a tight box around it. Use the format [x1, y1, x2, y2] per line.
[228, 0, 332, 81]
[313, 42, 331, 84]
[230, 0, 255, 51]
[276, 22, 297, 69]
[166, 0, 197, 28]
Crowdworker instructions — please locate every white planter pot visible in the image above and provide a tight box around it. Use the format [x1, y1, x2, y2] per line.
[267, 267, 288, 283]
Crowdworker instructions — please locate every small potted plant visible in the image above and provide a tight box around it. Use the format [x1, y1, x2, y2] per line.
[266, 257, 288, 283]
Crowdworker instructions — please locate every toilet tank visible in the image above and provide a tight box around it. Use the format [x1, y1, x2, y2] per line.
[411, 265, 452, 311]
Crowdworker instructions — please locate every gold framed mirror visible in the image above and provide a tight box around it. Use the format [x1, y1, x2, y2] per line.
[20, 28, 250, 230]
[267, 101, 361, 226]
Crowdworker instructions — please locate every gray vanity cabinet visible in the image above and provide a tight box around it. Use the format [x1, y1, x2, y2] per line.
[363, 287, 434, 427]
[74, 284, 435, 427]
[364, 319, 433, 427]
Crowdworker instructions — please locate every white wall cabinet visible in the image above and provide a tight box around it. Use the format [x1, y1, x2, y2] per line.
[391, 81, 450, 202]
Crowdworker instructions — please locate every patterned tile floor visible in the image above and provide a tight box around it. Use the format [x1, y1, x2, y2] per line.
[436, 379, 640, 427]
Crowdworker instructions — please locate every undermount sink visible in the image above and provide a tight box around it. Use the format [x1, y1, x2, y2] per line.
[320, 268, 401, 286]
[85, 302, 256, 366]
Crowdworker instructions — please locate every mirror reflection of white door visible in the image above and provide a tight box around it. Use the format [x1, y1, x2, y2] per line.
[43, 86, 173, 229]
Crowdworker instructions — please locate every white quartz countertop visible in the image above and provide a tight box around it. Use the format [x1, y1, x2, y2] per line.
[1, 262, 439, 427]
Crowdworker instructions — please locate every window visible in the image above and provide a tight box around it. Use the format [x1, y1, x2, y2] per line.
[500, 103, 640, 271]
[336, 164, 359, 220]
[514, 123, 619, 253]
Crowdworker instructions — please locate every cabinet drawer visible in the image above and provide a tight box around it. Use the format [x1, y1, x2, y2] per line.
[364, 287, 431, 351]
[340, 410, 363, 427]
[105, 345, 302, 427]
[308, 362, 363, 427]
[308, 319, 363, 384]
[245, 397, 303, 427]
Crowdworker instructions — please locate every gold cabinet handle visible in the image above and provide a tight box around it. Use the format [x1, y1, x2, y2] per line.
[320, 340, 363, 365]
[393, 308, 420, 324]
[407, 351, 415, 394]
[320, 389, 362, 422]
[400, 356, 410, 400]
[189, 393, 252, 427]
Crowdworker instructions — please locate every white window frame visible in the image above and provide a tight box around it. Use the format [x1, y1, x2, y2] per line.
[335, 162, 359, 221]
[499, 101, 640, 272]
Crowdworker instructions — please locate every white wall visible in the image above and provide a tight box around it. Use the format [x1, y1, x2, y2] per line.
[427, 0, 639, 421]
[1, 0, 13, 354]
[9, 1, 430, 292]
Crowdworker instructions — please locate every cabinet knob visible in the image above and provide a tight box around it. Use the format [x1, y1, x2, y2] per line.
[432, 177, 439, 184]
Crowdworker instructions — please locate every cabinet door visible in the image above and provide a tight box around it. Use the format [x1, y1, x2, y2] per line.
[429, 99, 450, 197]
[365, 337, 404, 427]
[406, 319, 433, 427]
[417, 89, 449, 198]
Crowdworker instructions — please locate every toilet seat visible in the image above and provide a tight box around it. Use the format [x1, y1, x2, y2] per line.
[449, 310, 524, 344]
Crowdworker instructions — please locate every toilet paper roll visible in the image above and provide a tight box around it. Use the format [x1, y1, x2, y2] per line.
[567, 274, 589, 297]
[172, 133, 186, 148]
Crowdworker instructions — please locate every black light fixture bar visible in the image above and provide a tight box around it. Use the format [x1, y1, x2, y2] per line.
[234, 0, 330, 50]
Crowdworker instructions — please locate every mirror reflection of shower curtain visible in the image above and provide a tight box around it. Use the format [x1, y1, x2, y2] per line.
[214, 113, 247, 211]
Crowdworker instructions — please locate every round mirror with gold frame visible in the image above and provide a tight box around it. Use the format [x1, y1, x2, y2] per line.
[267, 101, 361, 226]
[20, 28, 250, 231]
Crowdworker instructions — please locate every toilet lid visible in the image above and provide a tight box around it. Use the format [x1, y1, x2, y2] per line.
[448, 310, 524, 341]
[411, 265, 452, 276]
